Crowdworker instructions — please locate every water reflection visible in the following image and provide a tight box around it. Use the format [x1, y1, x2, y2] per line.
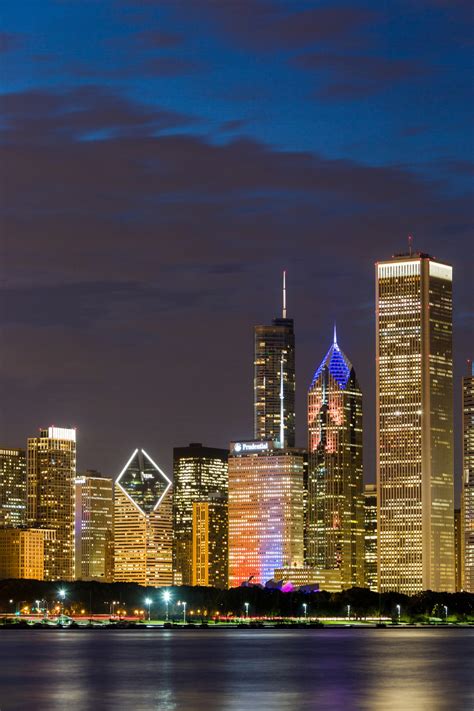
[0, 628, 472, 710]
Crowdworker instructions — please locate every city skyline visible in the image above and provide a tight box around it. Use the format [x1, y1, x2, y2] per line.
[1, 3, 472, 492]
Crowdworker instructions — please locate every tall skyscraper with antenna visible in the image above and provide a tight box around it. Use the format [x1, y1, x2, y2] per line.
[306, 327, 365, 588]
[254, 271, 295, 448]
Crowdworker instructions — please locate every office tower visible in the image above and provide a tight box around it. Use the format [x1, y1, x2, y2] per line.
[463, 362, 474, 592]
[364, 484, 378, 591]
[27, 427, 76, 581]
[0, 528, 54, 580]
[75, 471, 114, 582]
[114, 448, 172, 586]
[454, 508, 463, 592]
[307, 329, 365, 588]
[173, 443, 228, 585]
[228, 440, 304, 586]
[376, 252, 455, 594]
[254, 272, 295, 448]
[0, 447, 26, 527]
[192, 492, 228, 588]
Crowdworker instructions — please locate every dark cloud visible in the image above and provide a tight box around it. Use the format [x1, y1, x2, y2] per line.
[295, 53, 431, 98]
[133, 29, 183, 49]
[0, 32, 24, 53]
[0, 86, 196, 143]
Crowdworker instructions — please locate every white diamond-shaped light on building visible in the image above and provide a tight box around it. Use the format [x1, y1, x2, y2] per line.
[114, 448, 173, 587]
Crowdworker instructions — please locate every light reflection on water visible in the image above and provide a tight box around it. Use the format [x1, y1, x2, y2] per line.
[0, 628, 473, 710]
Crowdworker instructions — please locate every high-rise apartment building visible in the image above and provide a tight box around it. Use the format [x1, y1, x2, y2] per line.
[307, 330, 365, 588]
[376, 252, 455, 593]
[228, 440, 304, 586]
[364, 483, 378, 591]
[254, 272, 295, 448]
[192, 493, 228, 588]
[0, 528, 54, 580]
[75, 471, 114, 582]
[173, 443, 228, 586]
[463, 361, 474, 592]
[114, 448, 172, 586]
[0, 447, 26, 527]
[27, 427, 76, 581]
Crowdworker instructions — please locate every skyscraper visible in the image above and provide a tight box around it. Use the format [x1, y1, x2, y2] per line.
[307, 329, 365, 588]
[228, 440, 304, 586]
[114, 448, 172, 586]
[0, 528, 53, 580]
[364, 483, 378, 591]
[463, 361, 474, 592]
[27, 427, 76, 581]
[75, 471, 114, 582]
[192, 492, 228, 588]
[173, 443, 228, 586]
[376, 252, 455, 593]
[454, 508, 463, 592]
[254, 272, 295, 448]
[0, 447, 26, 528]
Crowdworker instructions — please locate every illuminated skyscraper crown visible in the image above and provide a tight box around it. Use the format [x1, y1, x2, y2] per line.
[310, 325, 352, 391]
[116, 448, 171, 515]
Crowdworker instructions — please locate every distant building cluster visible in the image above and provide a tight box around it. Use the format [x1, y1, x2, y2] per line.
[0, 253, 472, 593]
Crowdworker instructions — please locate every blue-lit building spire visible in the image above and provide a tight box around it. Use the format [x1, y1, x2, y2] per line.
[309, 328, 353, 392]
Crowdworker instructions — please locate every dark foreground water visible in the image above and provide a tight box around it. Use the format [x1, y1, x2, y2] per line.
[0, 628, 473, 710]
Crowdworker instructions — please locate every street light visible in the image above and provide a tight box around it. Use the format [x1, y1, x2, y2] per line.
[58, 589, 66, 616]
[178, 601, 187, 624]
[145, 597, 152, 621]
[444, 605, 448, 621]
[163, 590, 171, 621]
[244, 602, 249, 619]
[303, 603, 308, 620]
[347, 604, 351, 621]
[396, 604, 401, 622]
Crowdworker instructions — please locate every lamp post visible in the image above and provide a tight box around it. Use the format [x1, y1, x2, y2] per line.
[145, 597, 152, 621]
[58, 589, 66, 617]
[163, 590, 171, 621]
[347, 604, 351, 621]
[396, 604, 401, 623]
[444, 605, 448, 622]
[303, 603, 308, 621]
[244, 602, 249, 619]
[178, 601, 187, 624]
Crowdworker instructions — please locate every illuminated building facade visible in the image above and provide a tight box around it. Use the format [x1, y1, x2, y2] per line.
[173, 443, 228, 585]
[364, 484, 378, 591]
[254, 272, 295, 448]
[114, 448, 172, 586]
[463, 362, 474, 592]
[0, 447, 26, 528]
[307, 330, 365, 588]
[376, 253, 455, 593]
[454, 508, 463, 592]
[192, 492, 228, 588]
[75, 472, 114, 582]
[273, 566, 342, 593]
[228, 441, 304, 586]
[27, 427, 76, 581]
[0, 528, 54, 580]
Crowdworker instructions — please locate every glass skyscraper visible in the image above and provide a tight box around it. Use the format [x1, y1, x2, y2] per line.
[307, 329, 365, 588]
[173, 442, 228, 586]
[463, 361, 474, 592]
[254, 272, 295, 448]
[114, 448, 172, 586]
[27, 427, 76, 581]
[0, 447, 26, 528]
[75, 471, 114, 582]
[376, 252, 455, 593]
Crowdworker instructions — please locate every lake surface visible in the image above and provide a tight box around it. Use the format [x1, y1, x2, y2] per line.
[0, 628, 473, 710]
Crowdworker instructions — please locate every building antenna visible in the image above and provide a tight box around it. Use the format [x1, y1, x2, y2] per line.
[408, 234, 413, 256]
[333, 322, 337, 346]
[282, 269, 287, 319]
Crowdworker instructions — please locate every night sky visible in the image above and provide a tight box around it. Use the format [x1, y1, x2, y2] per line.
[1, 1, 473, 494]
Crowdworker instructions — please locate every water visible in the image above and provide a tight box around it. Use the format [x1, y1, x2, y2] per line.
[0, 628, 473, 710]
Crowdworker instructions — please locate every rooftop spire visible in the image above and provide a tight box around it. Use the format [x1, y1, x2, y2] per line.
[333, 322, 338, 346]
[282, 270, 287, 319]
